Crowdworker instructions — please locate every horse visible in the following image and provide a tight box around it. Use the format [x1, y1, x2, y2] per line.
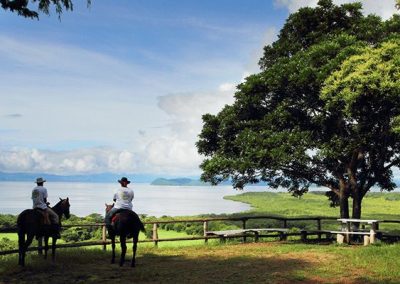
[17, 198, 71, 266]
[105, 204, 145, 267]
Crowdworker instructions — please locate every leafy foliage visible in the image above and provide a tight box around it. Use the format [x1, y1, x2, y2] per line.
[0, 0, 90, 19]
[197, 0, 400, 218]
[0, 237, 16, 251]
[0, 214, 17, 229]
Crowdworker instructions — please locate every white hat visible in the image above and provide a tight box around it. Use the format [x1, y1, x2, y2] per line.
[35, 177, 46, 183]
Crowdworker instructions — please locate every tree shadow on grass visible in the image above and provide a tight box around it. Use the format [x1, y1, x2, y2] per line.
[0, 247, 390, 284]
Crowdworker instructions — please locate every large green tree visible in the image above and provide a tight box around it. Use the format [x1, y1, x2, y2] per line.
[196, 0, 400, 218]
[1, 0, 90, 19]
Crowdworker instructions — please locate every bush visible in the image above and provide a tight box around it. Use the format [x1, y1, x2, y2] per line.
[0, 214, 17, 229]
[0, 237, 16, 251]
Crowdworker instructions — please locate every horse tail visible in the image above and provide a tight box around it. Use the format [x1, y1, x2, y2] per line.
[17, 211, 28, 249]
[17, 210, 28, 228]
[18, 227, 25, 247]
[130, 211, 145, 233]
[138, 219, 145, 233]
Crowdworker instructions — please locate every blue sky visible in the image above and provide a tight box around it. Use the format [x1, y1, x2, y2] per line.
[0, 0, 398, 176]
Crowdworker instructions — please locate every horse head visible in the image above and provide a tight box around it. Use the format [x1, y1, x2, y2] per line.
[55, 197, 71, 219]
[105, 203, 114, 214]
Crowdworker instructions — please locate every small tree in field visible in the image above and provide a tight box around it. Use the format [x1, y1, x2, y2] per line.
[196, 0, 400, 218]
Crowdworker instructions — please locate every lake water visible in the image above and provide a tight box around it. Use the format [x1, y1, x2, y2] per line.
[0, 182, 268, 217]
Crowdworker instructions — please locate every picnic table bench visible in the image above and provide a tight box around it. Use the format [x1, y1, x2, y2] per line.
[205, 228, 290, 242]
[335, 219, 380, 245]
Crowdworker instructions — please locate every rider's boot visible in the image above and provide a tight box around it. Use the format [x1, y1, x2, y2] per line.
[51, 224, 61, 239]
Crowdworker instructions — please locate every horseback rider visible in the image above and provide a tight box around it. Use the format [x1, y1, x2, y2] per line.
[105, 177, 134, 229]
[32, 177, 61, 238]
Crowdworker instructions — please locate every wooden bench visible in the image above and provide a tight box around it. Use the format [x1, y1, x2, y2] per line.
[205, 228, 290, 242]
[327, 230, 377, 245]
[300, 230, 335, 242]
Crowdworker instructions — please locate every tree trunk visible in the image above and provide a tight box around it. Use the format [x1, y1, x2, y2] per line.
[339, 193, 349, 218]
[352, 189, 362, 219]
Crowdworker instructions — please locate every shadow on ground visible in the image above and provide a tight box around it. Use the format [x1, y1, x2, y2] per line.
[0, 245, 392, 284]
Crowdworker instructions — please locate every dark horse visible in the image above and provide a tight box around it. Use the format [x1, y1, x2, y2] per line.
[105, 204, 145, 267]
[17, 198, 71, 266]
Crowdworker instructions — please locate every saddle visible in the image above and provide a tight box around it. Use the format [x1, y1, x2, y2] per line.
[34, 208, 51, 225]
[111, 209, 131, 224]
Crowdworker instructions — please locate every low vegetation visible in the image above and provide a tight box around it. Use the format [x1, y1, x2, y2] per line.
[1, 191, 400, 283]
[1, 242, 400, 283]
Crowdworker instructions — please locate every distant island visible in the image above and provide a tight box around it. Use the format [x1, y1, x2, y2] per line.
[150, 178, 211, 186]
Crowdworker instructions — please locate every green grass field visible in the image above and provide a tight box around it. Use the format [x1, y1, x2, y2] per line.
[2, 191, 400, 283]
[225, 191, 400, 219]
[1, 242, 400, 283]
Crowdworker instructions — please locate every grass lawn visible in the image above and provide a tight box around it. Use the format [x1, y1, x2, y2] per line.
[2, 191, 400, 283]
[0, 233, 18, 241]
[1, 242, 400, 283]
[225, 191, 400, 232]
[225, 191, 400, 219]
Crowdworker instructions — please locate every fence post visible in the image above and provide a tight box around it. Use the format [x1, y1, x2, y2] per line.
[242, 218, 247, 243]
[102, 225, 107, 251]
[283, 219, 287, 228]
[152, 223, 159, 247]
[317, 218, 322, 240]
[203, 221, 209, 243]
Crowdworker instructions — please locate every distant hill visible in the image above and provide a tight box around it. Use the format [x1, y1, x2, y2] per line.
[150, 177, 274, 187]
[0, 172, 158, 183]
[150, 178, 210, 186]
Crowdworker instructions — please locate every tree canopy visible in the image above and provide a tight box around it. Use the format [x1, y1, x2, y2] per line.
[196, 0, 400, 218]
[1, 0, 90, 19]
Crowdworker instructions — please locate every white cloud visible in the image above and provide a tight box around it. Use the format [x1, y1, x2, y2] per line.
[0, 82, 236, 175]
[274, 0, 398, 19]
[0, 9, 271, 176]
[0, 148, 137, 174]
[245, 27, 278, 74]
[136, 84, 236, 175]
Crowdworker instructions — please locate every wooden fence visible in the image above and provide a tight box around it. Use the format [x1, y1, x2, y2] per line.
[1, 215, 399, 256]
[0, 215, 338, 256]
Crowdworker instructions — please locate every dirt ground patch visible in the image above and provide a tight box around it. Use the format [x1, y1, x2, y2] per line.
[0, 243, 391, 284]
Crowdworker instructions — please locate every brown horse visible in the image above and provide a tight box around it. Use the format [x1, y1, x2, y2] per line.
[105, 204, 145, 267]
[17, 198, 70, 266]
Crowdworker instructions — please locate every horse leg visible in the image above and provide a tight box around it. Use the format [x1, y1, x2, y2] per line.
[20, 233, 35, 267]
[37, 236, 43, 255]
[119, 235, 127, 267]
[111, 235, 116, 264]
[18, 231, 25, 266]
[131, 234, 138, 267]
[44, 236, 49, 259]
[51, 237, 57, 263]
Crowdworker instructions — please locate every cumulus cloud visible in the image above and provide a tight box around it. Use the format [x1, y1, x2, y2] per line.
[136, 84, 236, 175]
[0, 148, 137, 175]
[0, 82, 236, 176]
[274, 0, 398, 19]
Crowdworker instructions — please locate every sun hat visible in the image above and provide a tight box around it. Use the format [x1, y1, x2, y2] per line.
[118, 177, 131, 184]
[35, 177, 46, 183]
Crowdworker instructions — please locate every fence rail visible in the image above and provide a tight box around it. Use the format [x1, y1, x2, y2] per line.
[1, 215, 399, 256]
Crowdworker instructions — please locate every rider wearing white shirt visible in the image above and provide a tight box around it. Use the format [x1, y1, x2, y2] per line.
[113, 186, 134, 210]
[105, 177, 134, 228]
[32, 177, 60, 238]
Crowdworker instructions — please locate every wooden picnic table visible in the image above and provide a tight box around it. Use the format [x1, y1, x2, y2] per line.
[336, 218, 379, 245]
